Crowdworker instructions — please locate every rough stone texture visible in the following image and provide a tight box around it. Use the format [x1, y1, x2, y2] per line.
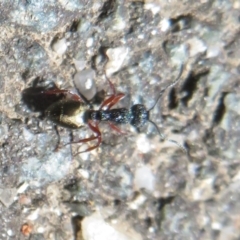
[0, 0, 239, 239]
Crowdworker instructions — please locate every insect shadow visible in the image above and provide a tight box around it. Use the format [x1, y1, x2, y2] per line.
[22, 68, 186, 155]
[22, 78, 105, 117]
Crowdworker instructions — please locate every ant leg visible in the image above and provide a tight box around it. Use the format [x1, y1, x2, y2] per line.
[99, 95, 116, 109]
[42, 89, 84, 102]
[99, 93, 125, 110]
[74, 120, 102, 155]
[41, 89, 69, 95]
[107, 94, 125, 110]
[100, 74, 125, 110]
[108, 122, 127, 134]
[105, 75, 116, 95]
[148, 119, 187, 153]
[53, 125, 61, 152]
[71, 135, 98, 144]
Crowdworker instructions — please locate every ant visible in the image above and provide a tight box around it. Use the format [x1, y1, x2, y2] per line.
[26, 66, 185, 155]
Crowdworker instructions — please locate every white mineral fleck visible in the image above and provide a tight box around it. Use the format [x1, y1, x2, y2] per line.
[74, 69, 97, 100]
[86, 37, 94, 47]
[170, 44, 188, 65]
[233, 0, 240, 8]
[52, 38, 67, 55]
[207, 45, 221, 58]
[224, 93, 240, 113]
[17, 182, 29, 194]
[187, 37, 207, 57]
[78, 169, 89, 179]
[112, 17, 126, 31]
[0, 124, 8, 142]
[160, 18, 171, 32]
[129, 194, 147, 210]
[109, 5, 128, 32]
[211, 222, 222, 230]
[151, 29, 157, 35]
[136, 134, 151, 153]
[7, 229, 14, 236]
[191, 178, 215, 201]
[207, 66, 229, 101]
[105, 47, 129, 76]
[144, 3, 161, 15]
[73, 58, 86, 72]
[37, 226, 45, 233]
[23, 128, 34, 142]
[134, 165, 155, 192]
[59, 0, 83, 11]
[27, 209, 39, 221]
[0, 188, 17, 207]
[78, 20, 91, 33]
[92, 2, 102, 12]
[85, 78, 93, 89]
[82, 212, 142, 240]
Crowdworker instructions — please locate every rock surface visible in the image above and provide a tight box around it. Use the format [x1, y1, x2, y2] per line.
[0, 0, 239, 239]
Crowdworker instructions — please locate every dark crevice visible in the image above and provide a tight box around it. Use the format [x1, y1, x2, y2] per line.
[69, 19, 80, 32]
[21, 69, 30, 80]
[50, 35, 61, 49]
[202, 128, 214, 145]
[181, 70, 209, 106]
[144, 217, 152, 228]
[168, 87, 178, 109]
[155, 196, 175, 228]
[113, 199, 121, 206]
[169, 14, 193, 32]
[156, 196, 175, 212]
[91, 46, 109, 70]
[71, 216, 84, 240]
[64, 178, 79, 191]
[98, 0, 116, 20]
[212, 92, 227, 126]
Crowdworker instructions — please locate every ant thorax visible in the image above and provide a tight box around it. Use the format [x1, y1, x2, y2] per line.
[86, 108, 133, 124]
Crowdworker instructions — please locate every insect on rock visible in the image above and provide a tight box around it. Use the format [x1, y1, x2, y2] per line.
[24, 66, 186, 155]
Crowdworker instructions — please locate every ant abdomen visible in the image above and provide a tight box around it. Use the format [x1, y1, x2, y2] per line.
[46, 99, 87, 129]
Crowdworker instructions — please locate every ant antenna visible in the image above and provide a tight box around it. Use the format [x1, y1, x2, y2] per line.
[149, 119, 186, 152]
[148, 64, 184, 111]
[148, 65, 186, 152]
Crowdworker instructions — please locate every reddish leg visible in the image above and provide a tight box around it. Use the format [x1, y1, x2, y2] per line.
[108, 122, 127, 134]
[107, 93, 125, 110]
[70, 134, 99, 144]
[42, 89, 84, 102]
[73, 120, 102, 155]
[105, 75, 117, 95]
[99, 93, 125, 110]
[100, 75, 125, 110]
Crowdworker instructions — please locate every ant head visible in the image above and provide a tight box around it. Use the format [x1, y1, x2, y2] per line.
[130, 104, 149, 128]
